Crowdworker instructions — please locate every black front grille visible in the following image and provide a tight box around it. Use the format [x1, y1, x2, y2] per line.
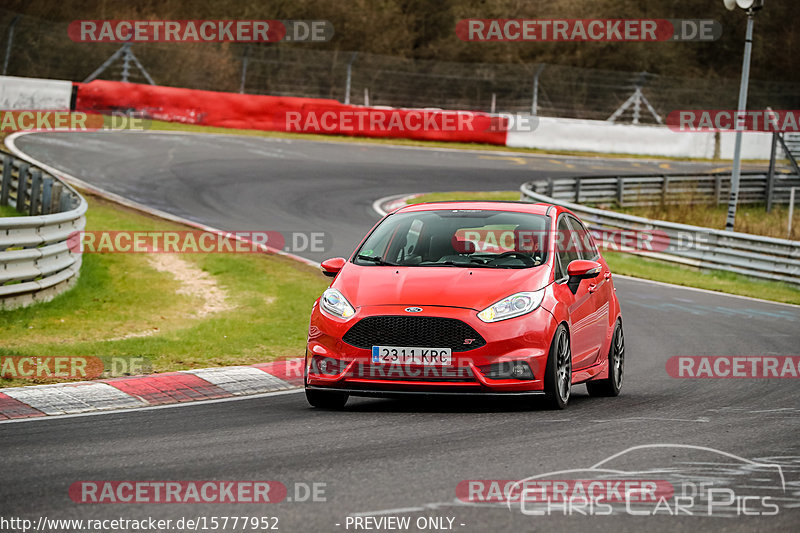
[342, 316, 486, 352]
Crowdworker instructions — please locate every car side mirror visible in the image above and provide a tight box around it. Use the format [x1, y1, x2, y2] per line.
[321, 257, 346, 278]
[566, 259, 601, 294]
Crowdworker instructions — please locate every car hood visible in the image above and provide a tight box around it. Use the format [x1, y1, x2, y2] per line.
[332, 264, 552, 311]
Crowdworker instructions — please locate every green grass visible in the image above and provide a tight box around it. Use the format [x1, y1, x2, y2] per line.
[0, 204, 22, 217]
[619, 202, 799, 241]
[0, 193, 329, 387]
[405, 191, 800, 305]
[410, 191, 521, 204]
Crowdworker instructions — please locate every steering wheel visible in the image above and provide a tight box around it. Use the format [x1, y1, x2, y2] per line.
[488, 251, 537, 267]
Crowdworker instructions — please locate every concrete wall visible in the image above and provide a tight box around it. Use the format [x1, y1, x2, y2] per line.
[507, 116, 774, 159]
[0, 76, 73, 110]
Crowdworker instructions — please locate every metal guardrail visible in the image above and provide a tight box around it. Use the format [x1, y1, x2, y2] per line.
[0, 150, 86, 309]
[520, 177, 800, 286]
[526, 171, 800, 208]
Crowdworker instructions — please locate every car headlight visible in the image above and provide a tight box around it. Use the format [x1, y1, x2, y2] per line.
[320, 288, 356, 319]
[477, 290, 544, 323]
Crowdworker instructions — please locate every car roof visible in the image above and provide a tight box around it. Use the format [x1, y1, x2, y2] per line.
[396, 201, 556, 216]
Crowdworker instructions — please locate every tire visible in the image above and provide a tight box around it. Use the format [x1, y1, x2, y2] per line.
[543, 324, 572, 410]
[305, 388, 349, 409]
[587, 320, 624, 397]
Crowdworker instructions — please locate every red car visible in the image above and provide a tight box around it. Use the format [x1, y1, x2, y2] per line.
[305, 201, 624, 410]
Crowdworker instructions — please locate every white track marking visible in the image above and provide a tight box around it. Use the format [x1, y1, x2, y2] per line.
[187, 366, 291, 395]
[0, 388, 304, 425]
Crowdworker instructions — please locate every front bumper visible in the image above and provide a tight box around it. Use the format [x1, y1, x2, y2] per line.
[306, 304, 557, 394]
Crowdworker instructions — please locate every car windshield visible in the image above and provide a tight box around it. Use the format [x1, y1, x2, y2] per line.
[354, 209, 549, 268]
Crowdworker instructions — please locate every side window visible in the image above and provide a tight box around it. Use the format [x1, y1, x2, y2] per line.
[568, 216, 599, 260]
[556, 216, 580, 279]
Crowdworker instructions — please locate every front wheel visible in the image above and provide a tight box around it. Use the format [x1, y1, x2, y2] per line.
[587, 320, 624, 397]
[543, 324, 572, 410]
[305, 388, 349, 409]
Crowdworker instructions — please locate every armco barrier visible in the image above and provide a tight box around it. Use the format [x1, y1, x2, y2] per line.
[0, 150, 86, 309]
[520, 178, 800, 286]
[527, 172, 800, 208]
[74, 80, 507, 145]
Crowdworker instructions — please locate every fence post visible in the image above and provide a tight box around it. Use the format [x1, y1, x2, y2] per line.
[239, 45, 249, 94]
[344, 52, 358, 105]
[29, 169, 42, 215]
[662, 175, 669, 205]
[547, 178, 554, 197]
[16, 163, 29, 213]
[789, 187, 796, 239]
[41, 176, 53, 215]
[616, 177, 624, 207]
[1, 155, 12, 206]
[59, 190, 72, 212]
[766, 132, 778, 212]
[574, 178, 581, 203]
[2, 15, 20, 76]
[714, 174, 722, 205]
[51, 183, 63, 213]
[531, 64, 545, 116]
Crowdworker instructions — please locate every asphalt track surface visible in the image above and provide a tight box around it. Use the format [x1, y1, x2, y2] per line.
[2, 132, 799, 532]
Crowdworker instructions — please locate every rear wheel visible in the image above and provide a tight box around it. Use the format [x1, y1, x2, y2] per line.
[587, 320, 624, 397]
[305, 388, 349, 409]
[543, 324, 571, 410]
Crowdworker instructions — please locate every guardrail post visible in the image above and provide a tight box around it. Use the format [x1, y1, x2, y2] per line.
[0, 155, 11, 206]
[59, 190, 72, 212]
[29, 169, 42, 215]
[662, 175, 669, 206]
[41, 176, 53, 215]
[16, 163, 29, 213]
[547, 178, 554, 197]
[714, 174, 723, 206]
[574, 178, 582, 203]
[616, 177, 624, 207]
[51, 182, 63, 213]
[766, 132, 778, 213]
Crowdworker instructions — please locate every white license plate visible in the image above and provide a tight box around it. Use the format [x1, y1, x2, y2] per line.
[371, 346, 452, 366]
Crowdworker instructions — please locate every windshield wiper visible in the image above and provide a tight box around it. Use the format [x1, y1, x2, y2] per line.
[421, 260, 495, 268]
[356, 254, 398, 266]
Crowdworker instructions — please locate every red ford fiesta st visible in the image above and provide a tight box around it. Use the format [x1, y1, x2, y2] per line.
[305, 201, 624, 410]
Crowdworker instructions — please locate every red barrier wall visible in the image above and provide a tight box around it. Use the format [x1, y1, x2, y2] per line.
[74, 80, 507, 145]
